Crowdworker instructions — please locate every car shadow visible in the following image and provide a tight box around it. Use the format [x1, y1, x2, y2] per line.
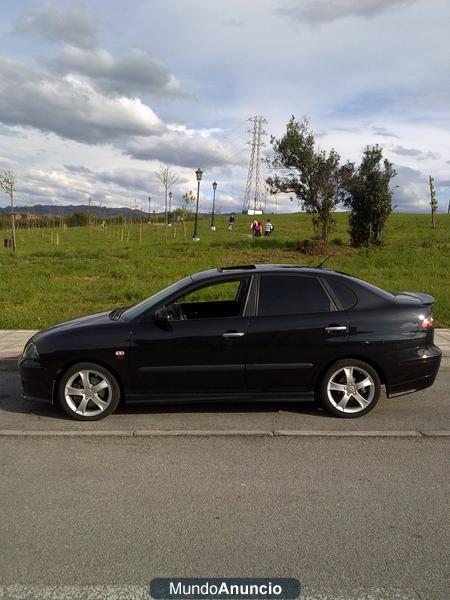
[115, 399, 328, 417]
[0, 394, 328, 420]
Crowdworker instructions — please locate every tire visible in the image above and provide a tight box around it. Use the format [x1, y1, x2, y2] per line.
[58, 362, 120, 421]
[319, 359, 381, 418]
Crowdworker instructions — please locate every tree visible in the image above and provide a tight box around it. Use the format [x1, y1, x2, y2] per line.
[67, 212, 89, 227]
[178, 190, 195, 239]
[340, 145, 396, 247]
[0, 169, 17, 251]
[429, 175, 438, 229]
[181, 190, 195, 217]
[267, 117, 341, 241]
[155, 166, 180, 228]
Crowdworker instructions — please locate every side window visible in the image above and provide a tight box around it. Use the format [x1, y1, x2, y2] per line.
[258, 275, 333, 316]
[167, 278, 250, 320]
[181, 280, 241, 304]
[327, 279, 358, 310]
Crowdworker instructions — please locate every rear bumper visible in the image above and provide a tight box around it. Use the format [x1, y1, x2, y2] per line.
[386, 345, 441, 398]
[18, 357, 55, 404]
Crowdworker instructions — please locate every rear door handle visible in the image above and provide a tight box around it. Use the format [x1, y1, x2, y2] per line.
[325, 326, 347, 333]
[223, 332, 245, 338]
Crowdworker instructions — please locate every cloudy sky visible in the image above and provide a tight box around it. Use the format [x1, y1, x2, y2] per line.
[0, 0, 449, 213]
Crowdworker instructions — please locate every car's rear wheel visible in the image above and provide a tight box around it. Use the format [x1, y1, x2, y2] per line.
[319, 359, 381, 418]
[58, 362, 120, 421]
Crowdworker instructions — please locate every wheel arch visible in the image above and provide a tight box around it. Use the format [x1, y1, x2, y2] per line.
[315, 355, 386, 391]
[52, 358, 126, 405]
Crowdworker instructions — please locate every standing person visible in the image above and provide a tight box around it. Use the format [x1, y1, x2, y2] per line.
[228, 214, 235, 231]
[264, 219, 274, 236]
[250, 218, 259, 236]
[257, 221, 263, 237]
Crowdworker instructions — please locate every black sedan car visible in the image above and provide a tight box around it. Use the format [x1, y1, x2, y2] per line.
[19, 264, 441, 421]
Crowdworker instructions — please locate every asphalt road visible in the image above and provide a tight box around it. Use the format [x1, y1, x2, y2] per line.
[0, 368, 449, 433]
[0, 436, 448, 600]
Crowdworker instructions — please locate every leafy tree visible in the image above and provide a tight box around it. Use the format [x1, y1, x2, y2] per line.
[182, 190, 194, 210]
[267, 117, 341, 241]
[181, 190, 195, 220]
[67, 212, 89, 227]
[340, 145, 396, 247]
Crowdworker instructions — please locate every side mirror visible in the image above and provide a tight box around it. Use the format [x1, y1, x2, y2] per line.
[153, 307, 171, 330]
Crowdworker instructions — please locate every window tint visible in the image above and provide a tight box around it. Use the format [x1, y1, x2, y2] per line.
[122, 276, 191, 320]
[167, 278, 250, 320]
[180, 280, 241, 303]
[327, 279, 357, 310]
[258, 275, 333, 316]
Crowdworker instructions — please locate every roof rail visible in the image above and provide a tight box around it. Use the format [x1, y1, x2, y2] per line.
[217, 264, 256, 272]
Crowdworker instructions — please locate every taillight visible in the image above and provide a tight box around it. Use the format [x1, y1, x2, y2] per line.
[420, 315, 434, 329]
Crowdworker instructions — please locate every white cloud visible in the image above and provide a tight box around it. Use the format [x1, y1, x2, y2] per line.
[391, 165, 432, 212]
[0, 58, 165, 144]
[14, 2, 98, 48]
[390, 145, 440, 161]
[52, 46, 185, 97]
[123, 130, 244, 169]
[277, 0, 418, 25]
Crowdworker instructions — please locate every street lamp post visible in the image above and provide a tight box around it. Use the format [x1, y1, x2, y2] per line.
[210, 181, 217, 231]
[192, 168, 203, 241]
[148, 196, 151, 222]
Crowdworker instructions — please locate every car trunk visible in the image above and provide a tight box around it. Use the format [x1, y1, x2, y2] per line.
[394, 291, 436, 344]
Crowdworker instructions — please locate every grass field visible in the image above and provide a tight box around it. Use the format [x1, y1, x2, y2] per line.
[0, 212, 448, 328]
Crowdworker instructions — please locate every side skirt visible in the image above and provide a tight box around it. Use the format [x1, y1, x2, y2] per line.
[125, 391, 315, 405]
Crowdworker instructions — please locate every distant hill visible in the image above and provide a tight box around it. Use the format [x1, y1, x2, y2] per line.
[0, 204, 149, 218]
[0, 204, 218, 219]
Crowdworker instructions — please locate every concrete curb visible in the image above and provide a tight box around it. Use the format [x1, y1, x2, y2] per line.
[0, 429, 134, 437]
[134, 429, 272, 437]
[0, 429, 448, 438]
[274, 429, 422, 437]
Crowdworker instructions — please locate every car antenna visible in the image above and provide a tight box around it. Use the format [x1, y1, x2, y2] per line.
[316, 255, 331, 269]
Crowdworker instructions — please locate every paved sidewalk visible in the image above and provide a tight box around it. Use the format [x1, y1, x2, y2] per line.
[0, 329, 449, 371]
[0, 330, 38, 367]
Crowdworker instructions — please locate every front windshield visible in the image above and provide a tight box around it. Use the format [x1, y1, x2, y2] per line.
[121, 276, 192, 320]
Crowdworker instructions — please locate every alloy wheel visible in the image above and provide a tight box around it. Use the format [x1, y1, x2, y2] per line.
[326, 366, 375, 414]
[64, 369, 113, 417]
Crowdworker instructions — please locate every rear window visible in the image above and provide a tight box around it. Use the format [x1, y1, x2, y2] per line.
[328, 279, 358, 310]
[258, 275, 333, 316]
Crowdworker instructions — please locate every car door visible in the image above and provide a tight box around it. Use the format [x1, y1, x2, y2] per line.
[128, 276, 254, 399]
[245, 273, 349, 394]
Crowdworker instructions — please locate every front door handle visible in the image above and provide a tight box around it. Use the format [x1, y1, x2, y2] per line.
[325, 325, 347, 333]
[223, 332, 245, 338]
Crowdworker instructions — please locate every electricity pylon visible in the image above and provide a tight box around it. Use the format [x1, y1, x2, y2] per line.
[242, 115, 267, 214]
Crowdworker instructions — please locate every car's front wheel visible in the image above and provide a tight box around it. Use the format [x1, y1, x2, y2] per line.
[319, 359, 381, 418]
[58, 362, 120, 421]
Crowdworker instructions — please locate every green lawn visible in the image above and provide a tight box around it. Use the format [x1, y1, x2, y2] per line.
[0, 212, 448, 328]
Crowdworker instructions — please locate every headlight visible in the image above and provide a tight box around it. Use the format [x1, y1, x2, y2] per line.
[23, 341, 40, 360]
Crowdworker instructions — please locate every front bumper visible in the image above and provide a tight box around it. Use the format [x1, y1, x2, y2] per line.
[18, 357, 55, 404]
